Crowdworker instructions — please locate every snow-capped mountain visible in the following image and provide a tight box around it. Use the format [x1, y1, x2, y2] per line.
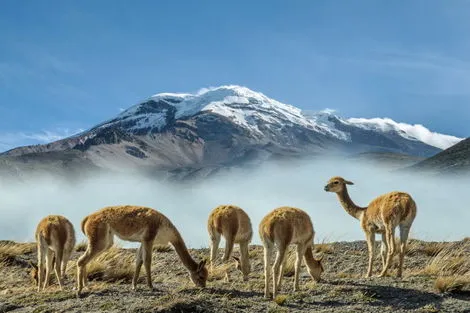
[95, 85, 350, 142]
[0, 85, 463, 180]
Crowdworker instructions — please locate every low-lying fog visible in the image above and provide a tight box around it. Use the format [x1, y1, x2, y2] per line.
[0, 158, 468, 248]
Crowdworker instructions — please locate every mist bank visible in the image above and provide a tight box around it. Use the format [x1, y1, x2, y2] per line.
[0, 157, 468, 248]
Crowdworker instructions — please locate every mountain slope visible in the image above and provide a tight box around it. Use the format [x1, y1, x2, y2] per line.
[409, 137, 470, 174]
[0, 85, 463, 180]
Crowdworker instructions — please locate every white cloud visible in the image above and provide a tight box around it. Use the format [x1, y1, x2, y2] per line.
[0, 128, 83, 152]
[346, 117, 463, 149]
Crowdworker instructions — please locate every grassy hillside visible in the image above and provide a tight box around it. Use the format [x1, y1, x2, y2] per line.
[0, 239, 469, 313]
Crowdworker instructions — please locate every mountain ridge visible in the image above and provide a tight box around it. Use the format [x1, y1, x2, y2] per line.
[0, 85, 464, 180]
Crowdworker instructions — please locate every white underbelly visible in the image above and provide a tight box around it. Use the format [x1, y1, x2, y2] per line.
[153, 227, 173, 245]
[115, 228, 147, 242]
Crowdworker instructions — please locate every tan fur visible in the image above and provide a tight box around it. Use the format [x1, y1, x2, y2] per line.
[259, 207, 323, 299]
[207, 205, 253, 281]
[325, 176, 417, 278]
[76, 205, 208, 296]
[33, 215, 76, 292]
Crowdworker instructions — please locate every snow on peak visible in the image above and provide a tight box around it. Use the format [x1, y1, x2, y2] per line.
[110, 85, 462, 150]
[146, 85, 347, 139]
[345, 117, 463, 149]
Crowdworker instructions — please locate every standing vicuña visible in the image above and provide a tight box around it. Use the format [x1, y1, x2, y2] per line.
[76, 205, 208, 296]
[32, 215, 76, 292]
[259, 207, 323, 299]
[207, 205, 252, 281]
[324, 176, 417, 278]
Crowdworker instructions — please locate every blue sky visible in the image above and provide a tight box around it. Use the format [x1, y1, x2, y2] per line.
[1, 0, 469, 151]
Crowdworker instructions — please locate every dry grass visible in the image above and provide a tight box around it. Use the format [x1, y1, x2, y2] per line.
[0, 241, 35, 265]
[75, 241, 87, 252]
[314, 241, 334, 254]
[281, 247, 296, 277]
[419, 241, 470, 294]
[83, 246, 135, 283]
[208, 263, 232, 282]
[423, 245, 469, 277]
[336, 271, 360, 279]
[419, 304, 440, 313]
[153, 244, 173, 253]
[406, 240, 446, 257]
[274, 294, 288, 306]
[434, 276, 470, 294]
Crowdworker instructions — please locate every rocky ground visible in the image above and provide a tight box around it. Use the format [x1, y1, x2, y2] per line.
[0, 239, 469, 313]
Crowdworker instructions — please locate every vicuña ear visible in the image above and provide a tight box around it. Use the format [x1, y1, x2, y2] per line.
[345, 180, 354, 185]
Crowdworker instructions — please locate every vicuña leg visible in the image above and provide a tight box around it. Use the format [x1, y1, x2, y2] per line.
[132, 246, 143, 291]
[263, 241, 273, 299]
[272, 243, 287, 299]
[365, 231, 376, 278]
[379, 225, 395, 277]
[223, 233, 235, 282]
[61, 248, 72, 278]
[380, 233, 388, 273]
[294, 243, 307, 292]
[77, 234, 112, 295]
[54, 248, 64, 290]
[141, 240, 154, 290]
[209, 232, 221, 270]
[276, 248, 288, 291]
[43, 249, 54, 289]
[37, 243, 46, 292]
[77, 247, 102, 295]
[239, 241, 250, 281]
[397, 224, 411, 278]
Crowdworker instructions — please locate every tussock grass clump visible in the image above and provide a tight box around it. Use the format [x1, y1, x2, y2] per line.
[423, 244, 469, 276]
[434, 276, 469, 294]
[0, 241, 35, 265]
[153, 244, 173, 253]
[208, 263, 232, 281]
[75, 240, 87, 252]
[421, 241, 470, 294]
[350, 290, 377, 303]
[281, 248, 297, 277]
[406, 240, 446, 257]
[274, 294, 288, 306]
[85, 246, 135, 283]
[314, 241, 334, 254]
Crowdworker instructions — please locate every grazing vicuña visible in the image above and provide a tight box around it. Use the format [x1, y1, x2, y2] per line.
[32, 215, 76, 292]
[76, 205, 208, 296]
[207, 204, 253, 281]
[259, 207, 323, 299]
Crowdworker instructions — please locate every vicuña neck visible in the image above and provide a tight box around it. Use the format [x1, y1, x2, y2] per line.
[169, 226, 198, 272]
[336, 188, 366, 220]
[304, 245, 317, 268]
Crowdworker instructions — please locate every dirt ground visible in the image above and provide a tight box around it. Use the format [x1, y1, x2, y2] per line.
[0, 239, 469, 313]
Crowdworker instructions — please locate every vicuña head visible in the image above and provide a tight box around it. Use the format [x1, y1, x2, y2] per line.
[76, 205, 208, 296]
[207, 205, 253, 282]
[259, 206, 324, 299]
[34, 215, 76, 292]
[324, 176, 417, 278]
